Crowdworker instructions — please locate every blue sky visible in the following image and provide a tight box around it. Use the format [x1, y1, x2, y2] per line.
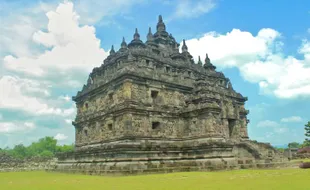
[0, 0, 309, 148]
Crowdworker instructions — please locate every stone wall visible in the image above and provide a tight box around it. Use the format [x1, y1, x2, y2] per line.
[73, 75, 249, 151]
[54, 140, 288, 175]
[0, 153, 56, 172]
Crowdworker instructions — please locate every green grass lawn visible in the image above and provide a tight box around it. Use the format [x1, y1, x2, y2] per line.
[0, 169, 309, 190]
[291, 158, 310, 163]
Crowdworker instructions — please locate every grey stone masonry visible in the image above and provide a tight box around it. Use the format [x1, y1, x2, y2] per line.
[56, 15, 287, 175]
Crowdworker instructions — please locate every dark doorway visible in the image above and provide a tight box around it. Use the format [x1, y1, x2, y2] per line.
[108, 123, 112, 130]
[228, 119, 236, 137]
[152, 122, 160, 130]
[151, 90, 158, 99]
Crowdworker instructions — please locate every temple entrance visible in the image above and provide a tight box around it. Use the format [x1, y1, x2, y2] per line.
[228, 119, 236, 138]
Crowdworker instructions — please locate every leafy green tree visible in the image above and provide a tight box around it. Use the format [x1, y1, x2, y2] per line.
[275, 148, 285, 152]
[10, 144, 28, 158]
[0, 136, 75, 159]
[56, 144, 74, 153]
[27, 137, 57, 157]
[288, 142, 301, 149]
[39, 150, 54, 158]
[305, 121, 310, 142]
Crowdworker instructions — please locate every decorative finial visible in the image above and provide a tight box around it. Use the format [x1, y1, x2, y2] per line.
[156, 15, 166, 32]
[205, 53, 210, 64]
[182, 39, 188, 53]
[158, 15, 163, 23]
[147, 27, 153, 42]
[198, 56, 202, 66]
[110, 45, 115, 55]
[120, 37, 127, 51]
[204, 53, 216, 70]
[134, 28, 140, 40]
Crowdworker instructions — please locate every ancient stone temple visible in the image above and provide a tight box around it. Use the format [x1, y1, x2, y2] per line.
[56, 15, 286, 174]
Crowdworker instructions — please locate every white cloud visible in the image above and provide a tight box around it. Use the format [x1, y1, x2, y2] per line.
[184, 29, 281, 68]
[74, 0, 144, 24]
[0, 121, 36, 134]
[256, 120, 289, 135]
[274, 127, 289, 134]
[0, 75, 74, 116]
[59, 95, 71, 102]
[265, 132, 274, 138]
[65, 119, 72, 124]
[299, 40, 310, 60]
[281, 116, 303, 123]
[3, 1, 109, 77]
[171, 0, 216, 19]
[0, 0, 141, 58]
[185, 28, 310, 99]
[54, 133, 68, 141]
[0, 114, 2, 120]
[0, 2, 56, 58]
[257, 120, 279, 128]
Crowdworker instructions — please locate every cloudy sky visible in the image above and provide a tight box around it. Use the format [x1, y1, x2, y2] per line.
[0, 0, 309, 148]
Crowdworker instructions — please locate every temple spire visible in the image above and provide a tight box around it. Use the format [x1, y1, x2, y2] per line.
[134, 28, 140, 40]
[205, 53, 210, 64]
[156, 15, 166, 32]
[147, 27, 153, 42]
[198, 56, 202, 66]
[159, 15, 163, 23]
[109, 45, 115, 55]
[128, 28, 145, 48]
[204, 53, 216, 70]
[120, 37, 128, 51]
[182, 39, 188, 53]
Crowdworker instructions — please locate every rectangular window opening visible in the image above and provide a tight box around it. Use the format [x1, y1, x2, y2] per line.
[228, 119, 236, 137]
[166, 66, 170, 72]
[108, 123, 113, 130]
[109, 93, 113, 100]
[151, 90, 159, 99]
[152, 122, 160, 130]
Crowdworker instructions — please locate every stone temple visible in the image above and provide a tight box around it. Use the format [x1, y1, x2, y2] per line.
[56, 15, 286, 174]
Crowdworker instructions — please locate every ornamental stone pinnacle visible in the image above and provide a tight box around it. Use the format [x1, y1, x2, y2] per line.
[120, 37, 128, 52]
[157, 15, 166, 32]
[181, 39, 188, 53]
[109, 45, 115, 55]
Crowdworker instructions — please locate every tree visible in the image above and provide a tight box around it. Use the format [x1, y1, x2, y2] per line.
[10, 144, 28, 158]
[305, 121, 310, 141]
[56, 144, 74, 153]
[0, 136, 75, 159]
[275, 148, 285, 152]
[288, 142, 301, 149]
[301, 121, 310, 148]
[27, 137, 57, 157]
[39, 150, 54, 158]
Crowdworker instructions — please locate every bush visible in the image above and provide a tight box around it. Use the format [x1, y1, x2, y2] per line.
[39, 150, 54, 158]
[297, 147, 310, 154]
[0, 136, 74, 159]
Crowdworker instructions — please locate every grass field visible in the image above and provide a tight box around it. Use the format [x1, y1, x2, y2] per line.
[291, 158, 310, 163]
[0, 168, 309, 190]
